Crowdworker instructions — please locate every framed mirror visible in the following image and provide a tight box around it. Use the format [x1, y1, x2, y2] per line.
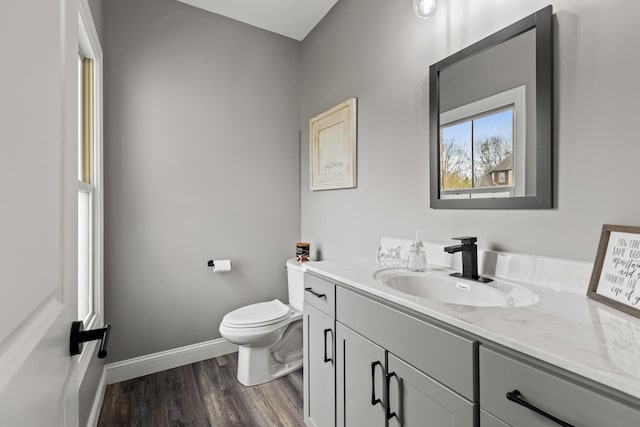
[429, 6, 553, 209]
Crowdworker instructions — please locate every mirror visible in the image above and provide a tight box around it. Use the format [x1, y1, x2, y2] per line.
[429, 6, 553, 209]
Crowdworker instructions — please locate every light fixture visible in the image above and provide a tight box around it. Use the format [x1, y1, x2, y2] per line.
[413, 0, 437, 19]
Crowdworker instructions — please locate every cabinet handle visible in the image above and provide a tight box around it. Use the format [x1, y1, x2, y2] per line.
[305, 287, 326, 299]
[385, 372, 399, 420]
[506, 390, 575, 427]
[323, 328, 333, 363]
[370, 361, 383, 406]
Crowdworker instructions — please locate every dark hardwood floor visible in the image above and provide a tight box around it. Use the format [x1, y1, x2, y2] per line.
[98, 353, 304, 427]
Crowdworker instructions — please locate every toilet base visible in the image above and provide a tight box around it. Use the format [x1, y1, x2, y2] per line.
[236, 319, 303, 386]
[237, 345, 303, 386]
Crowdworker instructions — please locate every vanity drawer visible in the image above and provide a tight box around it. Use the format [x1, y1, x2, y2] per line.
[303, 273, 335, 317]
[480, 346, 640, 427]
[336, 287, 477, 401]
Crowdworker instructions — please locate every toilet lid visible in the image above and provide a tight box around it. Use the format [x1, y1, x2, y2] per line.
[223, 299, 291, 328]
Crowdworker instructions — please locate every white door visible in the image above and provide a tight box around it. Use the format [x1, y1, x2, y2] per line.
[0, 0, 100, 425]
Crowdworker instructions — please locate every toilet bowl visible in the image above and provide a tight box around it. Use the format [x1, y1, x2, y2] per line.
[219, 259, 305, 386]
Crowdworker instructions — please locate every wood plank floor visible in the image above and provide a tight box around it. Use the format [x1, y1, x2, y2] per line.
[98, 353, 304, 427]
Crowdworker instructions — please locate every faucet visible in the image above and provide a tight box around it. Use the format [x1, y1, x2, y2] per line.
[443, 237, 492, 283]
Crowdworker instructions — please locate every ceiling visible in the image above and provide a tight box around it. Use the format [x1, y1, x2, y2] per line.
[175, 0, 340, 41]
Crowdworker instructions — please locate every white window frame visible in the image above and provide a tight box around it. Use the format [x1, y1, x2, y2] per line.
[440, 86, 526, 199]
[78, 0, 103, 334]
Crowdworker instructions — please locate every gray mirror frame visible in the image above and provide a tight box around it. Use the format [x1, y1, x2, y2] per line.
[429, 6, 553, 209]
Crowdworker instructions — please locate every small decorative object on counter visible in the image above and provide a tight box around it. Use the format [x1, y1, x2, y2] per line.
[377, 237, 412, 267]
[296, 243, 310, 262]
[407, 230, 428, 272]
[588, 224, 640, 319]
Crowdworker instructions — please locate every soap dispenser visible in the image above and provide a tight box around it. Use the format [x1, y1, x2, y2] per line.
[407, 230, 428, 272]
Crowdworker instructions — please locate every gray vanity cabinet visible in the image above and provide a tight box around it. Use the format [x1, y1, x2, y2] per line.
[303, 302, 335, 427]
[304, 273, 338, 427]
[304, 271, 640, 427]
[334, 284, 478, 427]
[335, 320, 476, 427]
[480, 346, 640, 427]
[386, 353, 475, 427]
[335, 323, 386, 427]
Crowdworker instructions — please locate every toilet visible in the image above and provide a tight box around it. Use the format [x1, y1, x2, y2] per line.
[219, 259, 305, 386]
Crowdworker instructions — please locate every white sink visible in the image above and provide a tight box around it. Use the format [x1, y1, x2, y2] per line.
[373, 268, 538, 308]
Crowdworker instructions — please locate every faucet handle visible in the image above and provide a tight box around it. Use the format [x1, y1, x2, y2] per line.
[452, 236, 477, 245]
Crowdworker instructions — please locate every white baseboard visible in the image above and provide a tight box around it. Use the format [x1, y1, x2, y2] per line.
[87, 368, 106, 427]
[105, 338, 237, 385]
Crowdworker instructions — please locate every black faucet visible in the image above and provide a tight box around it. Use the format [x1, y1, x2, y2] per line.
[444, 237, 492, 283]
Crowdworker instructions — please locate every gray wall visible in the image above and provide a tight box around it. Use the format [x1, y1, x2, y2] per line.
[103, 0, 300, 362]
[88, 0, 104, 44]
[300, 0, 640, 263]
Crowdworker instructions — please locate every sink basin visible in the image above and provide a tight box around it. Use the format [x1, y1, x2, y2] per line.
[373, 269, 538, 307]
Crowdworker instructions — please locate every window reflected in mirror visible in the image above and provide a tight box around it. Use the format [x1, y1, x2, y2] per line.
[441, 108, 514, 198]
[440, 86, 525, 200]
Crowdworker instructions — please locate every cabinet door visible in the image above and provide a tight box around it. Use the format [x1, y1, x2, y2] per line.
[336, 323, 386, 427]
[387, 353, 477, 427]
[304, 303, 335, 427]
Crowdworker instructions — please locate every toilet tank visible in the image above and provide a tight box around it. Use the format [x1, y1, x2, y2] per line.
[286, 258, 306, 312]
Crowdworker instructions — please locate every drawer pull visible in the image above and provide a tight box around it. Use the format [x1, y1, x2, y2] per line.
[305, 287, 327, 299]
[323, 328, 333, 363]
[506, 390, 575, 427]
[385, 372, 399, 420]
[370, 361, 383, 407]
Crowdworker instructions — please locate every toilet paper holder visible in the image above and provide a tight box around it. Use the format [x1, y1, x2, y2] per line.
[207, 259, 232, 271]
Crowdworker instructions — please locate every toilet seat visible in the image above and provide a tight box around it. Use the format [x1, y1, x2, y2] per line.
[222, 299, 291, 328]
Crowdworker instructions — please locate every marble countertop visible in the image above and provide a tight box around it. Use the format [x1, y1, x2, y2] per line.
[304, 257, 640, 400]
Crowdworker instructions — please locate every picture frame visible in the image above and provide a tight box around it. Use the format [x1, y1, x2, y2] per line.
[587, 224, 640, 318]
[309, 98, 357, 191]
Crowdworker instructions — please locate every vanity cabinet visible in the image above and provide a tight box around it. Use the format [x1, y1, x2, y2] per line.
[480, 346, 640, 427]
[303, 271, 640, 427]
[335, 322, 474, 427]
[386, 352, 475, 427]
[303, 274, 337, 427]
[336, 286, 477, 401]
[335, 323, 386, 427]
[334, 286, 477, 427]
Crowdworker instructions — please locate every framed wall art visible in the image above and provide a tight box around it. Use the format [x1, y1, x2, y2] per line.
[309, 98, 357, 191]
[588, 224, 640, 318]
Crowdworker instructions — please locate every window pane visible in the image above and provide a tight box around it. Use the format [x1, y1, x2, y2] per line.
[78, 191, 91, 322]
[441, 121, 472, 190]
[473, 108, 513, 188]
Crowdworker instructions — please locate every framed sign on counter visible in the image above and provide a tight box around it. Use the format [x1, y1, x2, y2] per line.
[588, 224, 640, 318]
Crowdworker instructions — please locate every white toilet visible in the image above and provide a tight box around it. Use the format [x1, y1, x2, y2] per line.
[219, 259, 305, 386]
